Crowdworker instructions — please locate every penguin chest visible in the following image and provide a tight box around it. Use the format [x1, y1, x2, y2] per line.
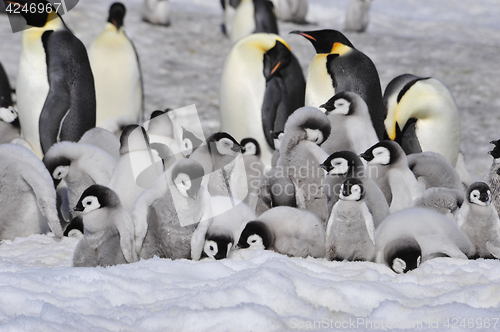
[305, 55, 335, 107]
[461, 207, 500, 257]
[230, 1, 256, 43]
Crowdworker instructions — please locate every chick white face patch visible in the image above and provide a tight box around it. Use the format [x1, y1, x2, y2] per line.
[370, 147, 391, 165]
[81, 196, 101, 214]
[305, 128, 324, 145]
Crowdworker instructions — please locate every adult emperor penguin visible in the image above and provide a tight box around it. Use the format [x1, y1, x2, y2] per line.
[221, 0, 241, 36]
[361, 140, 422, 213]
[13, 0, 96, 158]
[73, 185, 138, 267]
[320, 151, 389, 227]
[43, 141, 117, 219]
[203, 196, 256, 260]
[220, 33, 306, 166]
[375, 208, 475, 273]
[0, 144, 63, 240]
[89, 2, 143, 132]
[326, 178, 376, 261]
[230, 0, 279, 43]
[344, 0, 372, 33]
[237, 206, 325, 258]
[486, 139, 500, 217]
[270, 0, 308, 23]
[133, 159, 212, 261]
[142, 0, 170, 26]
[291, 29, 386, 140]
[457, 182, 500, 259]
[383, 74, 461, 167]
[320, 91, 379, 155]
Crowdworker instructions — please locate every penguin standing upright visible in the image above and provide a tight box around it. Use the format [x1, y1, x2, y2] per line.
[221, 0, 242, 36]
[13, 0, 96, 158]
[291, 29, 386, 140]
[230, 0, 279, 44]
[486, 139, 500, 217]
[344, 0, 372, 33]
[142, 0, 170, 26]
[220, 33, 306, 166]
[383, 74, 461, 167]
[89, 2, 143, 132]
[270, 0, 308, 24]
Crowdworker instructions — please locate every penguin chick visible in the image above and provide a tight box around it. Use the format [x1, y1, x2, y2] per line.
[270, 130, 283, 167]
[237, 206, 325, 258]
[344, 0, 372, 33]
[384, 74, 461, 167]
[0, 106, 22, 144]
[89, 2, 143, 132]
[203, 197, 256, 260]
[320, 151, 389, 228]
[133, 159, 212, 261]
[361, 141, 422, 213]
[457, 182, 500, 259]
[407, 151, 463, 191]
[375, 208, 475, 273]
[320, 91, 379, 155]
[142, 0, 170, 26]
[240, 138, 265, 204]
[78, 127, 121, 162]
[325, 178, 376, 261]
[486, 139, 500, 218]
[230, 0, 279, 43]
[43, 141, 117, 218]
[413, 187, 464, 218]
[0, 144, 63, 240]
[73, 185, 137, 267]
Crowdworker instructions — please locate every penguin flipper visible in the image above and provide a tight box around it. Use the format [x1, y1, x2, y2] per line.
[399, 118, 422, 155]
[261, 78, 283, 148]
[114, 210, 138, 263]
[360, 202, 375, 245]
[486, 241, 500, 259]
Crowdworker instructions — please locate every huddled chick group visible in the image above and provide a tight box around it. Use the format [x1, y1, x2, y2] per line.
[0, 0, 498, 275]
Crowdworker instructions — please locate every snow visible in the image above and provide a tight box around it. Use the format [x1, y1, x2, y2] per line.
[1, 0, 500, 330]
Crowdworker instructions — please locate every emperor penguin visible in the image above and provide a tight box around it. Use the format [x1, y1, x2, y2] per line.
[290, 29, 386, 140]
[375, 208, 475, 274]
[0, 106, 23, 145]
[277, 106, 331, 223]
[237, 206, 325, 258]
[78, 127, 121, 162]
[133, 159, 212, 261]
[203, 196, 256, 260]
[360, 141, 423, 213]
[270, 130, 283, 167]
[407, 151, 463, 191]
[240, 138, 265, 204]
[142, 0, 170, 26]
[221, 0, 241, 36]
[0, 144, 63, 240]
[89, 2, 144, 132]
[220, 33, 306, 166]
[146, 110, 182, 163]
[457, 182, 500, 259]
[0, 61, 13, 110]
[43, 141, 117, 219]
[270, 0, 308, 23]
[13, 0, 96, 157]
[413, 187, 464, 219]
[344, 0, 372, 33]
[73, 184, 138, 267]
[108, 125, 164, 213]
[320, 151, 389, 227]
[230, 0, 279, 44]
[319, 91, 379, 155]
[383, 74, 461, 167]
[325, 178, 376, 261]
[486, 139, 500, 217]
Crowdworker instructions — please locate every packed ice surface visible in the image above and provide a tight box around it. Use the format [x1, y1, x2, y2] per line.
[1, 0, 500, 330]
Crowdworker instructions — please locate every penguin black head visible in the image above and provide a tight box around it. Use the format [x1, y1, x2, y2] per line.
[384, 237, 422, 274]
[467, 182, 492, 206]
[181, 126, 203, 158]
[271, 130, 284, 150]
[119, 124, 149, 154]
[6, 0, 59, 28]
[489, 139, 500, 159]
[241, 137, 260, 157]
[204, 233, 233, 260]
[290, 29, 355, 54]
[108, 2, 126, 30]
[42, 154, 71, 188]
[207, 132, 241, 156]
[319, 150, 364, 176]
[150, 109, 169, 120]
[237, 220, 272, 250]
[74, 184, 121, 214]
[360, 140, 403, 166]
[171, 159, 205, 200]
[263, 40, 292, 82]
[0, 106, 20, 129]
[339, 178, 364, 201]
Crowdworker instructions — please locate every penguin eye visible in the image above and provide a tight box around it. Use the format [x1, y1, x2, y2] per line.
[251, 239, 256, 243]
[209, 245, 214, 251]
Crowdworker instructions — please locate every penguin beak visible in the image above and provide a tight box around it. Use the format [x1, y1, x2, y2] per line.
[359, 152, 373, 162]
[270, 61, 281, 76]
[318, 163, 328, 171]
[290, 30, 316, 41]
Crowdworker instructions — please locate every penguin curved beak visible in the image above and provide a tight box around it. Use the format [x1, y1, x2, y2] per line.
[290, 30, 316, 41]
[359, 152, 373, 162]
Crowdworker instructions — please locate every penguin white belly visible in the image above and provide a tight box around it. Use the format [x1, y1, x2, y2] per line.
[90, 29, 142, 130]
[230, 1, 256, 43]
[17, 30, 50, 158]
[305, 55, 335, 108]
[224, 1, 237, 36]
[220, 46, 273, 165]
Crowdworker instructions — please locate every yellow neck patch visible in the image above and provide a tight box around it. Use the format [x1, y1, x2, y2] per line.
[331, 42, 352, 56]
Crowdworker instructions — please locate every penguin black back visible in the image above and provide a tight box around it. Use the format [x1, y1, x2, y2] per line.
[253, 0, 279, 35]
[39, 29, 96, 154]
